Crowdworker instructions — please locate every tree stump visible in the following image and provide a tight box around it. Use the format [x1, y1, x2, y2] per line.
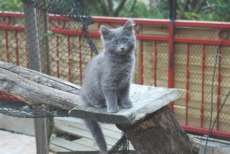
[69, 84, 193, 153]
[117, 106, 193, 154]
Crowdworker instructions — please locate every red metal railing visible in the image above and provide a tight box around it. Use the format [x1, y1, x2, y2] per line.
[1, 12, 230, 138]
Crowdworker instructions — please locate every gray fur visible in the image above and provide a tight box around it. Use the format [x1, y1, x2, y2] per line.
[80, 19, 136, 154]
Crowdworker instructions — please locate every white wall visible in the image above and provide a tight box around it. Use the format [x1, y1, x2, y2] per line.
[0, 113, 35, 136]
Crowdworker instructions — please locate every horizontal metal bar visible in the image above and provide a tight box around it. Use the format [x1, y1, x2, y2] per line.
[1, 12, 230, 28]
[0, 96, 22, 102]
[136, 34, 168, 41]
[2, 26, 229, 45]
[0, 25, 25, 31]
[0, 12, 24, 18]
[182, 125, 230, 138]
[175, 37, 230, 46]
[93, 16, 171, 26]
[46, 29, 169, 41]
[175, 20, 230, 28]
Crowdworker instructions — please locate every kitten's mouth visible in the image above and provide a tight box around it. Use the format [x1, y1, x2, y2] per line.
[118, 50, 129, 55]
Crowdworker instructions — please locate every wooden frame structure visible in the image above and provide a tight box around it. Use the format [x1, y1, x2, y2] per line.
[0, 61, 194, 153]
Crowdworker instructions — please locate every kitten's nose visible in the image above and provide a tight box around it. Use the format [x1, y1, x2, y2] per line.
[121, 47, 124, 51]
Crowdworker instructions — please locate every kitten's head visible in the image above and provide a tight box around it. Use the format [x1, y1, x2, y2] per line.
[100, 19, 136, 55]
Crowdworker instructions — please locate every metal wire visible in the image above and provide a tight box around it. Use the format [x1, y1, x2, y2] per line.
[108, 134, 129, 154]
[0, 99, 69, 118]
[204, 38, 227, 153]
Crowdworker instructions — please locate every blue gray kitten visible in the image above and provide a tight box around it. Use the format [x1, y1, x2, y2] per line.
[80, 19, 136, 154]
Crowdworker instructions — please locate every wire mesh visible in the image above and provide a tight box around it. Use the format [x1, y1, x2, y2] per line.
[173, 26, 230, 136]
[0, 99, 69, 118]
[0, 0, 95, 118]
[1, 0, 230, 139]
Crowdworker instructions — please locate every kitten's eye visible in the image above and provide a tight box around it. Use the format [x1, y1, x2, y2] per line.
[113, 41, 118, 45]
[123, 38, 128, 42]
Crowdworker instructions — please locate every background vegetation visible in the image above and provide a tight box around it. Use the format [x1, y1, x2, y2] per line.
[0, 0, 229, 21]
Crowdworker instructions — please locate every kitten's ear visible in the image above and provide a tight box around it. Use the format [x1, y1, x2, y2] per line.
[100, 25, 113, 40]
[123, 19, 135, 35]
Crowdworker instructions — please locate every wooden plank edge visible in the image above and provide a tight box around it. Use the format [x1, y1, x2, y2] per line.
[69, 88, 180, 124]
[69, 108, 131, 124]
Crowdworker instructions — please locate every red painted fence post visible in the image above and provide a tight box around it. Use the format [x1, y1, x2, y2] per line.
[168, 22, 175, 112]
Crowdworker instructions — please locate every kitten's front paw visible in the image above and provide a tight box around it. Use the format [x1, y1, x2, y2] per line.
[121, 100, 133, 109]
[107, 105, 119, 113]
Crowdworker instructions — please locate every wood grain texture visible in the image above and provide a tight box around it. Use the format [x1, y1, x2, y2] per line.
[117, 106, 193, 154]
[69, 84, 180, 124]
[0, 61, 80, 95]
[0, 61, 80, 110]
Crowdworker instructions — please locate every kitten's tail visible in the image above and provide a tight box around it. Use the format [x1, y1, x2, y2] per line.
[84, 119, 108, 154]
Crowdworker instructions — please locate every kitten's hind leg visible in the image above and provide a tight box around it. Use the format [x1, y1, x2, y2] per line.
[119, 85, 133, 109]
[91, 98, 106, 108]
[84, 94, 106, 108]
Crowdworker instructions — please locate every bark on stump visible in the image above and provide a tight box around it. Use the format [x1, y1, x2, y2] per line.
[117, 106, 193, 154]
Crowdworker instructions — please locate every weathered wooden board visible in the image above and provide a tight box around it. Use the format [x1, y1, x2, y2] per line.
[51, 117, 135, 153]
[0, 61, 80, 110]
[0, 61, 81, 95]
[53, 117, 128, 146]
[69, 84, 180, 124]
[50, 135, 98, 153]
